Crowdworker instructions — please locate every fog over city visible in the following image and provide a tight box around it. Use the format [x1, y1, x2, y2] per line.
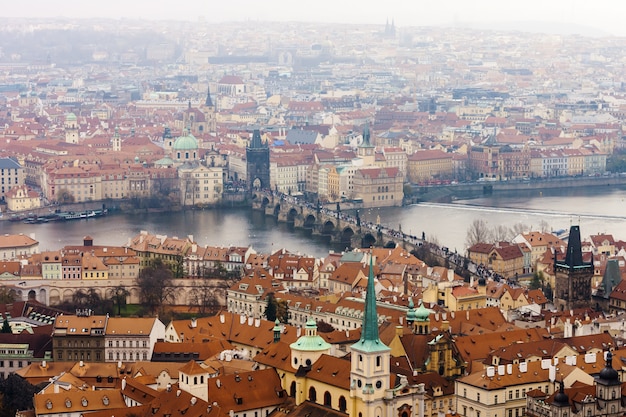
[4, 0, 626, 36]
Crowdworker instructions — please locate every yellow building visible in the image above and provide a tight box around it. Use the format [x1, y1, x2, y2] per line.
[5, 185, 41, 212]
[407, 150, 454, 184]
[353, 167, 404, 208]
[467, 243, 525, 279]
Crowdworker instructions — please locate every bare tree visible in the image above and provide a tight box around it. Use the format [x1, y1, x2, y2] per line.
[465, 219, 493, 248]
[188, 276, 219, 315]
[493, 224, 512, 242]
[539, 220, 550, 233]
[511, 222, 528, 236]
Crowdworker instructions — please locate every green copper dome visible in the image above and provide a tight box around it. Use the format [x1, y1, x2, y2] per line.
[406, 298, 417, 322]
[66, 112, 77, 121]
[415, 301, 432, 322]
[289, 318, 331, 352]
[173, 130, 198, 151]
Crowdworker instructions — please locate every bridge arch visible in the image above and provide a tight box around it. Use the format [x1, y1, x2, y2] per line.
[287, 207, 299, 223]
[303, 214, 316, 228]
[361, 233, 377, 248]
[322, 220, 335, 235]
[384, 241, 397, 248]
[340, 226, 355, 244]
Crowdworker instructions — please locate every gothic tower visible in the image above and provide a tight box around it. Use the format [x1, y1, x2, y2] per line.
[357, 124, 375, 166]
[350, 254, 391, 417]
[201, 84, 216, 134]
[246, 129, 270, 192]
[553, 225, 593, 311]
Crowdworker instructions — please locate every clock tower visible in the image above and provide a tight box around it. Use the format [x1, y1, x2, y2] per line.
[350, 254, 391, 417]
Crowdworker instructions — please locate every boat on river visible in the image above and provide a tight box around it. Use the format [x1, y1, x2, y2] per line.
[55, 209, 107, 221]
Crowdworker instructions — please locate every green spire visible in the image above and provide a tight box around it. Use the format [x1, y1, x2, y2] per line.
[350, 255, 389, 353]
[350, 254, 389, 353]
[362, 255, 380, 341]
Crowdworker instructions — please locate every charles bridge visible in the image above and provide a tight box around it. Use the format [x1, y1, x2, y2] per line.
[251, 190, 424, 252]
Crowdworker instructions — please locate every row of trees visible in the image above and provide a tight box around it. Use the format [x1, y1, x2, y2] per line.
[465, 218, 551, 248]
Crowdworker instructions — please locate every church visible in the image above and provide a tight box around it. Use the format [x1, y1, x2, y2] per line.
[255, 255, 427, 417]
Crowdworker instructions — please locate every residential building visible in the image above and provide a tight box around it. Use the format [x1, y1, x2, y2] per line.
[104, 317, 165, 363]
[0, 234, 39, 261]
[53, 315, 107, 362]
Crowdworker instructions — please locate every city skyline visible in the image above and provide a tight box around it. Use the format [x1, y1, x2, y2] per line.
[3, 0, 626, 36]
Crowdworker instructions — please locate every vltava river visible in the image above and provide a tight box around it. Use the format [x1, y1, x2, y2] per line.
[2, 185, 626, 256]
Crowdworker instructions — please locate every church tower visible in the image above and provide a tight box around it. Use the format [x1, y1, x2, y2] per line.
[350, 255, 391, 417]
[553, 225, 593, 311]
[111, 126, 121, 152]
[64, 113, 79, 144]
[246, 129, 270, 192]
[594, 351, 623, 417]
[357, 124, 375, 166]
[201, 84, 216, 134]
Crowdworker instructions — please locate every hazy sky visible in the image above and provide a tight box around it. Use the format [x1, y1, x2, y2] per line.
[3, 0, 626, 36]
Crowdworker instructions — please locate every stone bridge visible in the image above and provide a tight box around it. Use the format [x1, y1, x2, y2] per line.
[251, 191, 421, 251]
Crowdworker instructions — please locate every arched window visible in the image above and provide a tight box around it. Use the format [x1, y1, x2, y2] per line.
[324, 391, 332, 406]
[309, 387, 317, 402]
[290, 381, 296, 397]
[339, 396, 347, 412]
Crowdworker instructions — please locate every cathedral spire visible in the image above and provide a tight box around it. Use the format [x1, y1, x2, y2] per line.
[205, 85, 213, 107]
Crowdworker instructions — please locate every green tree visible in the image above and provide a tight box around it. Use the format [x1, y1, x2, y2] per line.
[529, 272, 544, 290]
[136, 258, 179, 314]
[544, 283, 553, 301]
[0, 320, 10, 334]
[169, 255, 186, 278]
[111, 285, 130, 316]
[0, 374, 41, 417]
[265, 293, 277, 322]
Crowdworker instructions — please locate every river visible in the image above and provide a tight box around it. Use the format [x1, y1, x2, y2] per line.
[1, 185, 626, 257]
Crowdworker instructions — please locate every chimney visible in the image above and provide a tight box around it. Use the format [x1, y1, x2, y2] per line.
[254, 318, 261, 328]
[220, 314, 225, 323]
[54, 383, 59, 393]
[41, 360, 47, 368]
[466, 310, 470, 321]
[240, 315, 246, 325]
[121, 377, 127, 390]
[191, 397, 197, 405]
[190, 318, 197, 328]
[447, 269, 454, 281]
[79, 360, 84, 367]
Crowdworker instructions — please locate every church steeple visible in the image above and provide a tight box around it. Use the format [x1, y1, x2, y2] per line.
[205, 85, 214, 108]
[357, 255, 383, 346]
[350, 253, 390, 412]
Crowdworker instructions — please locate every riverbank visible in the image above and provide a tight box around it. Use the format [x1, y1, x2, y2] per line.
[410, 174, 626, 203]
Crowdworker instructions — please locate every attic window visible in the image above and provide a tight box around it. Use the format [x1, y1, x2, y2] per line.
[81, 398, 88, 407]
[46, 401, 52, 410]
[65, 399, 72, 408]
[102, 396, 110, 406]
